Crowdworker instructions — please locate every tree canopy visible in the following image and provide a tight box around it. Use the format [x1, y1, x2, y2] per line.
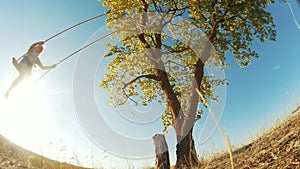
[99, 0, 276, 129]
[99, 0, 276, 167]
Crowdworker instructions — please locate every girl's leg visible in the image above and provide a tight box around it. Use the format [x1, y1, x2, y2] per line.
[12, 57, 21, 72]
[5, 63, 31, 98]
[5, 75, 25, 98]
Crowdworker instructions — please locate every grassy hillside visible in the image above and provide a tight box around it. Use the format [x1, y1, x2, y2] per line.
[0, 134, 90, 169]
[200, 107, 300, 169]
[1, 107, 300, 169]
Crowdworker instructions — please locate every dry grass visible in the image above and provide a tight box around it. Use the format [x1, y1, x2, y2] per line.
[1, 107, 300, 169]
[200, 107, 300, 169]
[0, 135, 90, 169]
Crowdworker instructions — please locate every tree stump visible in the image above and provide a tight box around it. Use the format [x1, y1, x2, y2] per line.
[153, 134, 170, 169]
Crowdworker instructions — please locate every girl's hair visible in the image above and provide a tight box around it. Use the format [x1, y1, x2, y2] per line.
[35, 46, 44, 54]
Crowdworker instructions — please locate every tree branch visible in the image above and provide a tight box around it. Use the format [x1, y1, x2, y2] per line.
[115, 89, 139, 107]
[123, 74, 161, 90]
[165, 60, 188, 71]
[149, 35, 156, 46]
[117, 73, 160, 107]
[217, 1, 247, 23]
[169, 47, 190, 53]
[167, 6, 188, 15]
[200, 13, 212, 26]
[138, 0, 151, 48]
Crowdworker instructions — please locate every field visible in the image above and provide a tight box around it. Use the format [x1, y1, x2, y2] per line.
[200, 107, 300, 169]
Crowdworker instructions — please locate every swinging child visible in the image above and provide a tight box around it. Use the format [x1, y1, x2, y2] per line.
[5, 41, 56, 98]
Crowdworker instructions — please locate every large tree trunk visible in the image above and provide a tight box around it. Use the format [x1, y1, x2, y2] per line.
[174, 129, 199, 168]
[191, 134, 199, 167]
[174, 37, 215, 168]
[175, 133, 191, 168]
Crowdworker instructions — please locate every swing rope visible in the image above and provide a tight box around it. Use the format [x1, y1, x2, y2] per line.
[16, 3, 139, 61]
[16, 13, 107, 61]
[37, 31, 115, 81]
[13, 4, 142, 80]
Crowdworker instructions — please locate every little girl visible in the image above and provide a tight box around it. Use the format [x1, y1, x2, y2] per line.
[5, 41, 56, 98]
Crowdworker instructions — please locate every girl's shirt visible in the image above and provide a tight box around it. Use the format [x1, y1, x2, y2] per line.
[21, 50, 41, 68]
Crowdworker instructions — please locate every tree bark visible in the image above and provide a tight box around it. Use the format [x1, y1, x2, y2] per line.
[174, 37, 214, 168]
[175, 131, 191, 168]
[153, 134, 170, 169]
[191, 134, 199, 167]
[174, 128, 199, 168]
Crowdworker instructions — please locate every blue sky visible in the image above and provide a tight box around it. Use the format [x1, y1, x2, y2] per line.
[1, 0, 300, 168]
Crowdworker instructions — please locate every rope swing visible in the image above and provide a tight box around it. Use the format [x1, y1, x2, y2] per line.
[37, 31, 115, 81]
[14, 4, 142, 81]
[17, 13, 108, 62]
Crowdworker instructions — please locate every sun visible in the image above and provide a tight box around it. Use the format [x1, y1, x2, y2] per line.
[0, 80, 48, 151]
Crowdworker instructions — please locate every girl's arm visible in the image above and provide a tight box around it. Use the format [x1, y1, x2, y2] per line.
[36, 59, 56, 70]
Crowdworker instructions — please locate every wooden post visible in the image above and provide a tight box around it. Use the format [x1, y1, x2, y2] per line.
[153, 134, 170, 169]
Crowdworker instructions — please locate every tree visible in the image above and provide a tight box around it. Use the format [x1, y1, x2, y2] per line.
[99, 0, 276, 168]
